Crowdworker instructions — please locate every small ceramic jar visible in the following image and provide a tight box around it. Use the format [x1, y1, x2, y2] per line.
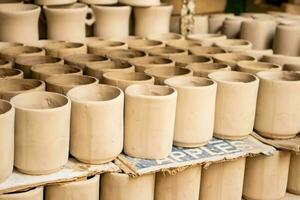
[170, 55, 213, 67]
[288, 153, 300, 195]
[0, 68, 23, 79]
[214, 39, 252, 52]
[189, 46, 226, 56]
[187, 33, 227, 46]
[11, 92, 71, 175]
[166, 39, 203, 51]
[129, 56, 175, 72]
[187, 63, 231, 78]
[236, 61, 281, 75]
[222, 16, 252, 39]
[0, 46, 45, 62]
[165, 76, 217, 147]
[64, 54, 111, 71]
[107, 49, 147, 63]
[128, 39, 164, 52]
[124, 84, 177, 159]
[44, 42, 87, 58]
[146, 32, 183, 42]
[208, 13, 235, 33]
[192, 15, 209, 34]
[147, 47, 188, 58]
[0, 187, 44, 200]
[213, 53, 256, 70]
[209, 71, 259, 140]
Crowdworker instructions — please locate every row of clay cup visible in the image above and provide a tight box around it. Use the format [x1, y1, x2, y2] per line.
[1, 150, 299, 200]
[0, 2, 173, 43]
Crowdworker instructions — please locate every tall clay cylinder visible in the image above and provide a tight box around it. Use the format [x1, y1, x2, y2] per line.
[0, 100, 14, 182]
[100, 173, 155, 200]
[67, 84, 124, 164]
[0, 187, 44, 200]
[255, 71, 300, 139]
[243, 151, 291, 200]
[288, 153, 300, 195]
[165, 76, 217, 147]
[155, 166, 202, 200]
[45, 175, 100, 200]
[124, 84, 177, 159]
[200, 158, 246, 200]
[208, 71, 259, 140]
[10, 92, 71, 175]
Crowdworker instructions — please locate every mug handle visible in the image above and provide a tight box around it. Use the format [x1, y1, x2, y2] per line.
[86, 7, 95, 26]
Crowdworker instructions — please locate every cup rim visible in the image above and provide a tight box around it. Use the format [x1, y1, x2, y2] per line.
[256, 71, 300, 82]
[0, 99, 13, 118]
[208, 71, 259, 84]
[165, 76, 216, 89]
[125, 84, 176, 99]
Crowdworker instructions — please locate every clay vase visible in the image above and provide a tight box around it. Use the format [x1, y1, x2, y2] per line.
[166, 39, 203, 51]
[0, 68, 23, 79]
[0, 59, 12, 69]
[46, 74, 98, 95]
[208, 71, 259, 140]
[134, 4, 173, 37]
[31, 64, 83, 81]
[15, 55, 63, 78]
[124, 84, 177, 159]
[200, 158, 246, 200]
[107, 49, 147, 63]
[129, 56, 175, 72]
[0, 46, 45, 62]
[189, 46, 226, 56]
[235, 49, 274, 60]
[128, 39, 164, 52]
[240, 19, 277, 50]
[213, 53, 256, 70]
[0, 4, 40, 43]
[64, 54, 111, 71]
[87, 40, 128, 56]
[255, 71, 300, 139]
[187, 63, 231, 78]
[145, 67, 192, 85]
[187, 33, 227, 47]
[170, 55, 213, 67]
[288, 153, 300, 195]
[119, 0, 160, 6]
[165, 76, 216, 147]
[222, 16, 252, 39]
[155, 166, 202, 200]
[44, 41, 87, 58]
[67, 84, 123, 164]
[237, 61, 281, 75]
[45, 176, 99, 200]
[92, 5, 131, 41]
[0, 79, 45, 100]
[11, 91, 70, 175]
[146, 32, 183, 42]
[283, 63, 300, 72]
[273, 24, 300, 56]
[214, 39, 253, 52]
[0, 100, 14, 183]
[243, 151, 291, 200]
[0, 187, 44, 200]
[208, 13, 235, 34]
[103, 72, 155, 91]
[147, 47, 188, 58]
[100, 173, 155, 200]
[261, 54, 300, 66]
[44, 3, 95, 43]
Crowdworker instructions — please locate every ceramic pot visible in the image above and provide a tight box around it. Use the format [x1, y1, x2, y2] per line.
[67, 84, 123, 164]
[192, 15, 209, 34]
[103, 71, 155, 91]
[100, 173, 155, 200]
[261, 54, 300, 66]
[170, 55, 213, 67]
[214, 39, 252, 52]
[283, 63, 300, 72]
[189, 46, 226, 56]
[0, 187, 43, 200]
[208, 71, 259, 140]
[0, 59, 12, 69]
[0, 100, 14, 183]
[243, 151, 291, 200]
[213, 53, 256, 70]
[11, 91, 70, 175]
[31, 64, 83, 81]
[0, 68, 23, 79]
[165, 76, 216, 147]
[64, 54, 110, 71]
[15, 56, 63, 78]
[235, 49, 273, 60]
[187, 63, 231, 78]
[237, 61, 281, 75]
[85, 61, 134, 81]
[0, 46, 45, 62]
[119, 0, 160, 6]
[208, 13, 235, 33]
[222, 16, 252, 39]
[134, 4, 173, 37]
[187, 33, 227, 47]
[44, 41, 87, 58]
[0, 79, 45, 100]
[200, 158, 246, 200]
[273, 25, 300, 56]
[147, 47, 188, 58]
[0, 4, 40, 43]
[45, 176, 99, 200]
[87, 40, 128, 56]
[46, 74, 98, 95]
[128, 39, 164, 52]
[240, 19, 277, 50]
[107, 49, 147, 63]
[124, 84, 177, 159]
[146, 33, 183, 42]
[0, 42, 22, 51]
[288, 153, 300, 195]
[129, 56, 174, 72]
[166, 39, 202, 51]
[155, 166, 202, 200]
[92, 5, 131, 41]
[44, 3, 95, 43]
[255, 71, 300, 139]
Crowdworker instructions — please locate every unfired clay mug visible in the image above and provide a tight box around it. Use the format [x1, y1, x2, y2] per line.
[288, 153, 300, 195]
[0, 68, 23, 79]
[129, 56, 175, 72]
[187, 63, 231, 78]
[0, 187, 44, 200]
